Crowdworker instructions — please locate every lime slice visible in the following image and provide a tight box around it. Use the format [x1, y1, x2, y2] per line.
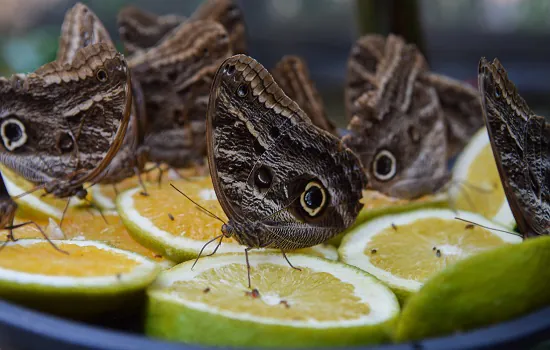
[328, 190, 448, 246]
[450, 127, 515, 228]
[10, 209, 174, 268]
[0, 239, 161, 318]
[146, 253, 399, 347]
[339, 209, 521, 303]
[117, 179, 339, 262]
[0, 165, 89, 221]
[395, 236, 550, 341]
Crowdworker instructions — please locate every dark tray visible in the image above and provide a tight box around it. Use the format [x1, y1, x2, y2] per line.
[0, 299, 550, 350]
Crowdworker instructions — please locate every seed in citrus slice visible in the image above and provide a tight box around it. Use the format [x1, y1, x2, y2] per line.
[449, 127, 514, 228]
[7, 209, 174, 267]
[0, 239, 161, 318]
[395, 236, 550, 341]
[0, 165, 90, 221]
[339, 209, 521, 303]
[328, 190, 448, 246]
[117, 178, 341, 262]
[146, 253, 399, 347]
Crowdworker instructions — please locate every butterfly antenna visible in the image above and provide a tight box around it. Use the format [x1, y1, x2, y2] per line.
[12, 183, 46, 199]
[170, 183, 226, 224]
[192, 234, 224, 270]
[454, 217, 521, 237]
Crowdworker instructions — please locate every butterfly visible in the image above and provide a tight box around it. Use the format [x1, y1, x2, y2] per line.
[478, 57, 549, 237]
[343, 34, 449, 199]
[205, 54, 367, 286]
[56, 2, 149, 190]
[118, 0, 247, 55]
[0, 42, 132, 200]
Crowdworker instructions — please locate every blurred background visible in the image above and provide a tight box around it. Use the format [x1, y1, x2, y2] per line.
[1, 0, 549, 127]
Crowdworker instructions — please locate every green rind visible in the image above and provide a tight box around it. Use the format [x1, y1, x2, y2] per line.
[394, 236, 550, 342]
[116, 192, 198, 263]
[145, 253, 400, 347]
[146, 292, 397, 347]
[328, 196, 448, 247]
[0, 265, 161, 319]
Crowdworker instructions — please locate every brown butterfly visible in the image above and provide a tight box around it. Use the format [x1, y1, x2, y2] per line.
[56, 2, 149, 190]
[343, 34, 449, 199]
[118, 0, 247, 55]
[272, 55, 337, 135]
[205, 54, 367, 286]
[0, 43, 132, 200]
[127, 20, 232, 170]
[478, 58, 549, 237]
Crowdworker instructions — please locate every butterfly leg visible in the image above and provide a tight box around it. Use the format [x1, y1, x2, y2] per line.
[59, 197, 72, 230]
[155, 163, 166, 188]
[134, 166, 149, 196]
[112, 184, 119, 196]
[281, 250, 301, 271]
[2, 220, 68, 254]
[245, 247, 253, 289]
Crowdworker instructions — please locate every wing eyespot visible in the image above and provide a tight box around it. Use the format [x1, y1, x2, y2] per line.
[0, 118, 27, 151]
[299, 181, 328, 217]
[96, 68, 108, 82]
[237, 84, 248, 98]
[372, 150, 397, 181]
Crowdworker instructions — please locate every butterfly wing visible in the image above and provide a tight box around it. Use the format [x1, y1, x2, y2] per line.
[272, 55, 337, 135]
[191, 0, 247, 54]
[0, 43, 131, 196]
[57, 3, 115, 64]
[117, 6, 185, 55]
[207, 54, 367, 250]
[343, 34, 448, 199]
[129, 20, 231, 168]
[419, 72, 483, 159]
[478, 58, 550, 237]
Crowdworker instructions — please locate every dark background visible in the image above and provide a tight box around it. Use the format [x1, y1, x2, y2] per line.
[1, 0, 549, 126]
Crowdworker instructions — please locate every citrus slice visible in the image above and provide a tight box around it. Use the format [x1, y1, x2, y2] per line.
[0, 239, 161, 318]
[146, 253, 399, 347]
[8, 209, 174, 267]
[328, 190, 448, 246]
[395, 236, 550, 341]
[117, 178, 340, 262]
[0, 165, 89, 221]
[91, 164, 200, 210]
[450, 127, 515, 228]
[339, 209, 521, 303]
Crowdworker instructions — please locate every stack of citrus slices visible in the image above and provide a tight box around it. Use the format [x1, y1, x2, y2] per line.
[1, 126, 548, 347]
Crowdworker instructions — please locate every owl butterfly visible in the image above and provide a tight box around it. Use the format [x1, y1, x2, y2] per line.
[0, 43, 132, 199]
[478, 58, 549, 237]
[128, 20, 231, 169]
[271, 56, 337, 135]
[0, 172, 62, 252]
[117, 0, 247, 55]
[57, 2, 149, 189]
[206, 54, 367, 286]
[343, 34, 449, 199]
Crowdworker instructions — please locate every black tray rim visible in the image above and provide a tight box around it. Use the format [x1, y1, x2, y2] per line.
[1, 299, 550, 350]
